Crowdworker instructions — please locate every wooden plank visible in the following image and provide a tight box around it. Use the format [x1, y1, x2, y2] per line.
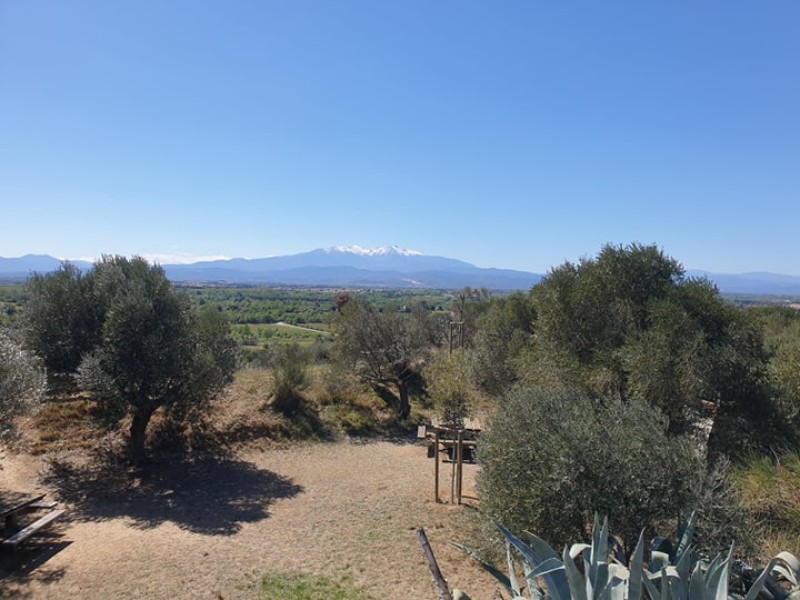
[28, 501, 57, 510]
[2, 509, 65, 548]
[0, 494, 46, 521]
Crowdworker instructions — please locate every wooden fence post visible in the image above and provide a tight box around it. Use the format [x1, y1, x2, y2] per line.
[456, 429, 464, 505]
[434, 430, 440, 503]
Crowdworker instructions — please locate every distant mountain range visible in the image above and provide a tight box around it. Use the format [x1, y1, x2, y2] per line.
[0, 247, 541, 290]
[1, 248, 800, 295]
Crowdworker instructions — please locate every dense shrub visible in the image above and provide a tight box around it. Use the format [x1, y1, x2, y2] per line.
[0, 329, 46, 437]
[270, 344, 311, 415]
[477, 386, 703, 551]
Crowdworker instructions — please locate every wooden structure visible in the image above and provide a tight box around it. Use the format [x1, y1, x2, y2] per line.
[0, 492, 65, 549]
[420, 418, 482, 505]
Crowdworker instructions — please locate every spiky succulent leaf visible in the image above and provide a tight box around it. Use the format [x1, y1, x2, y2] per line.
[498, 524, 570, 600]
[629, 531, 646, 600]
[452, 542, 516, 598]
[562, 545, 588, 600]
[675, 513, 697, 565]
[507, 541, 523, 597]
[688, 564, 705, 600]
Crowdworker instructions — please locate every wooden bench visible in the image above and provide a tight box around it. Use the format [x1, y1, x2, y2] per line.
[2, 509, 65, 549]
[0, 493, 46, 529]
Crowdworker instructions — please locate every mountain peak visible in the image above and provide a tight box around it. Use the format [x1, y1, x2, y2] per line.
[323, 245, 423, 257]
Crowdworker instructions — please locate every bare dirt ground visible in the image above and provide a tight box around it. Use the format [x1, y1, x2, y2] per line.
[0, 440, 500, 599]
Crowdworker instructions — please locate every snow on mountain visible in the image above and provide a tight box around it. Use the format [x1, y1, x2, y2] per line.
[325, 245, 423, 257]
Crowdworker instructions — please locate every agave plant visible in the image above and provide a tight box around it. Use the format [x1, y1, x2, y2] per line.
[457, 515, 793, 600]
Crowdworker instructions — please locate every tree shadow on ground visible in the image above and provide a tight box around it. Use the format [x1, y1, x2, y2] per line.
[41, 454, 303, 536]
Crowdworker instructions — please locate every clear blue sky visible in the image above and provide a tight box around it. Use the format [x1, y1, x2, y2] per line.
[1, 1, 798, 274]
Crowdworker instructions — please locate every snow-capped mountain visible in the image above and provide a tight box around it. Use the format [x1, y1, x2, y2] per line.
[0, 247, 540, 289]
[324, 245, 423, 257]
[6, 249, 800, 294]
[157, 246, 537, 288]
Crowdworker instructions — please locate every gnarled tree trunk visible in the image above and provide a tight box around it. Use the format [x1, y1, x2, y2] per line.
[129, 406, 156, 466]
[397, 379, 411, 420]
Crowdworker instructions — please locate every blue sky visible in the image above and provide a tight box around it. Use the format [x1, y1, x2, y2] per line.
[1, 1, 798, 274]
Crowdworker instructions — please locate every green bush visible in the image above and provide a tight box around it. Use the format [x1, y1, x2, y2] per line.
[476, 386, 703, 551]
[270, 344, 311, 415]
[0, 329, 46, 437]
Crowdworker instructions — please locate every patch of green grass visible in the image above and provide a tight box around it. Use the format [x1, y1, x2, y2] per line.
[257, 573, 373, 600]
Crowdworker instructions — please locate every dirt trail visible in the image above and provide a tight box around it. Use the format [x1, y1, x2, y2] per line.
[0, 441, 499, 599]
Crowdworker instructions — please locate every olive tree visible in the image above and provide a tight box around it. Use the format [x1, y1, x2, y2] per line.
[24, 256, 237, 464]
[0, 330, 46, 438]
[332, 299, 434, 419]
[526, 243, 771, 446]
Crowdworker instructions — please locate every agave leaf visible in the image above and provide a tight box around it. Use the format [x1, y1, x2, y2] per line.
[609, 535, 627, 566]
[590, 514, 602, 571]
[701, 546, 732, 600]
[652, 537, 675, 559]
[593, 563, 610, 600]
[498, 524, 570, 600]
[772, 564, 798, 587]
[746, 558, 782, 600]
[675, 544, 693, 584]
[608, 564, 630, 581]
[571, 543, 592, 560]
[629, 531, 646, 600]
[596, 574, 627, 600]
[642, 571, 660, 600]
[773, 552, 800, 585]
[714, 544, 734, 600]
[507, 541, 522, 596]
[528, 557, 567, 579]
[453, 542, 516, 598]
[675, 513, 697, 565]
[775, 552, 800, 574]
[589, 517, 611, 591]
[687, 563, 705, 600]
[523, 530, 562, 563]
[563, 545, 588, 600]
[668, 574, 687, 600]
[651, 551, 671, 573]
[598, 517, 610, 564]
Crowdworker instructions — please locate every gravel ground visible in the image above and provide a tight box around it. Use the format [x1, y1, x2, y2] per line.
[0, 441, 500, 599]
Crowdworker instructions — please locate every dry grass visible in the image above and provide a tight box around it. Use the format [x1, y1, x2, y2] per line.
[0, 368, 499, 599]
[0, 440, 500, 599]
[734, 453, 800, 560]
[21, 397, 101, 456]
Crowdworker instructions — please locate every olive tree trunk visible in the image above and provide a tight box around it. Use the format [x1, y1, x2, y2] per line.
[129, 406, 156, 466]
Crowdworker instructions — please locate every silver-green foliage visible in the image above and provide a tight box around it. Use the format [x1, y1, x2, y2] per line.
[0, 329, 46, 437]
[477, 386, 702, 550]
[460, 515, 795, 600]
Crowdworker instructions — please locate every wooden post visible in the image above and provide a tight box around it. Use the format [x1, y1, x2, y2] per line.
[450, 434, 456, 504]
[434, 430, 440, 503]
[417, 527, 452, 600]
[456, 429, 464, 505]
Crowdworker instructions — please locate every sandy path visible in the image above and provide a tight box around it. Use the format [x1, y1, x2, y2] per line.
[0, 441, 499, 599]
